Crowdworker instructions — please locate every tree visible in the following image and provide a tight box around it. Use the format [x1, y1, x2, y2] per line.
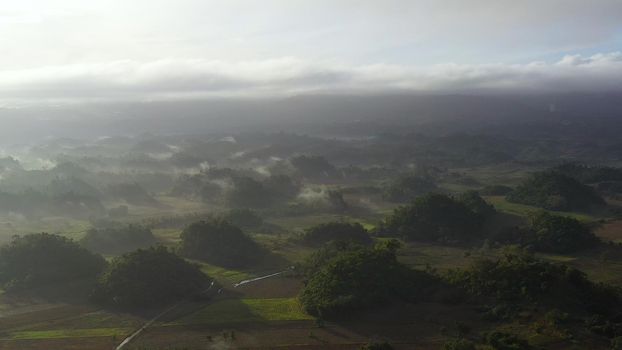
[379, 193, 485, 243]
[179, 218, 262, 267]
[302, 222, 372, 246]
[81, 224, 157, 255]
[226, 176, 268, 208]
[93, 246, 210, 309]
[299, 244, 440, 318]
[506, 171, 605, 211]
[383, 174, 438, 202]
[527, 211, 598, 253]
[0, 233, 106, 292]
[445, 252, 619, 315]
[225, 208, 264, 229]
[290, 155, 336, 179]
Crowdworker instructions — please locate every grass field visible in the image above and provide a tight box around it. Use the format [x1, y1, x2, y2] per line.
[169, 297, 312, 326]
[3, 327, 132, 340]
[485, 196, 597, 221]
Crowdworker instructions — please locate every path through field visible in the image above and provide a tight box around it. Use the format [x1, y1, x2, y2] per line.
[116, 269, 288, 349]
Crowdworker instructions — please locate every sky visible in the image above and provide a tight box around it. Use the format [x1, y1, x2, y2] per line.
[1, 0, 622, 104]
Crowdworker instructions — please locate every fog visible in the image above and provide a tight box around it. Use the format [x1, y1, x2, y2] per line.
[2, 2, 622, 349]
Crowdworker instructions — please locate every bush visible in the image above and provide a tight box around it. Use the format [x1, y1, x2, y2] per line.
[302, 222, 372, 246]
[506, 171, 605, 211]
[81, 224, 157, 255]
[93, 246, 209, 309]
[179, 218, 262, 267]
[0, 233, 106, 291]
[379, 193, 486, 243]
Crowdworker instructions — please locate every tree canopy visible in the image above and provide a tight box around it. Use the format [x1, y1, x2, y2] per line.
[0, 233, 106, 292]
[92, 246, 210, 309]
[382, 174, 438, 202]
[379, 193, 489, 243]
[506, 171, 605, 211]
[179, 218, 262, 267]
[299, 242, 441, 318]
[81, 224, 157, 255]
[302, 221, 372, 246]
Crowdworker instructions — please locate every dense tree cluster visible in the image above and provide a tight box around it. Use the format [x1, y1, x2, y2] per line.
[445, 252, 619, 315]
[227, 175, 301, 208]
[527, 211, 598, 253]
[382, 174, 438, 202]
[299, 242, 441, 318]
[107, 182, 159, 206]
[290, 155, 337, 179]
[81, 224, 157, 255]
[301, 222, 372, 246]
[92, 246, 210, 309]
[506, 171, 605, 211]
[493, 211, 598, 254]
[224, 208, 264, 229]
[0, 233, 106, 291]
[179, 218, 262, 267]
[478, 184, 514, 196]
[554, 163, 622, 184]
[378, 193, 491, 243]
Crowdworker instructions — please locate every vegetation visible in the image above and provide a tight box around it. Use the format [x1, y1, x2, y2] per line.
[179, 218, 262, 267]
[299, 242, 441, 318]
[290, 155, 337, 179]
[526, 211, 598, 253]
[81, 224, 157, 255]
[224, 208, 264, 229]
[0, 233, 106, 292]
[479, 184, 514, 196]
[506, 171, 605, 211]
[301, 221, 372, 246]
[378, 193, 489, 243]
[554, 162, 622, 184]
[92, 246, 210, 309]
[446, 252, 619, 315]
[382, 174, 438, 202]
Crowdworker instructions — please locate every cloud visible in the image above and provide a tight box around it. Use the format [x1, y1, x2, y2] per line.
[0, 52, 621, 103]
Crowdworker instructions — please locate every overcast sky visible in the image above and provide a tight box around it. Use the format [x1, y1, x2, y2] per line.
[1, 0, 622, 103]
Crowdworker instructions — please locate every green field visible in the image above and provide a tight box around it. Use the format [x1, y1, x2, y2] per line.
[169, 297, 312, 325]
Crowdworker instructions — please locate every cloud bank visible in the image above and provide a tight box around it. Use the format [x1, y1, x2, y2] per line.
[1, 52, 621, 103]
